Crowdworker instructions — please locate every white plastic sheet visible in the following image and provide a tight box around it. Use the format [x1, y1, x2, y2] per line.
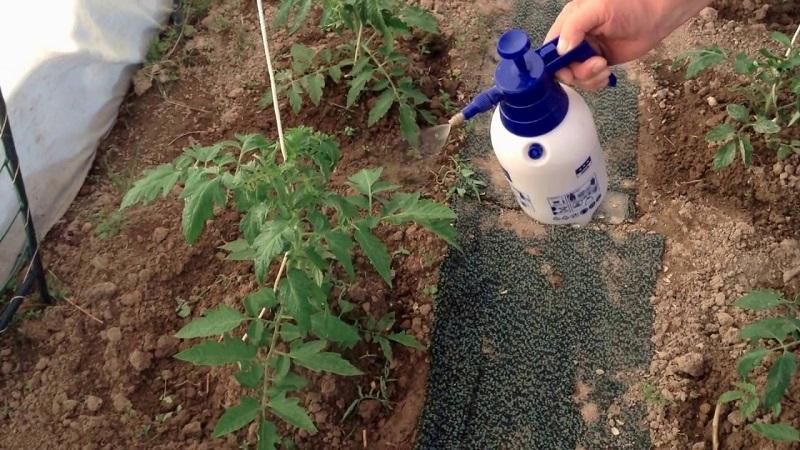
[0, 0, 172, 281]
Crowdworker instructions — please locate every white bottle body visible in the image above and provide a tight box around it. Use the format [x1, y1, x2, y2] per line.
[490, 85, 608, 225]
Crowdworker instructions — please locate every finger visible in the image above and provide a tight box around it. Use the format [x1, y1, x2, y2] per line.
[554, 68, 575, 84]
[571, 56, 607, 82]
[577, 68, 612, 91]
[556, 0, 607, 55]
[544, 4, 572, 43]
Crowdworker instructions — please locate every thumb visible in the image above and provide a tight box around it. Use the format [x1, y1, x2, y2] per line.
[556, 2, 605, 55]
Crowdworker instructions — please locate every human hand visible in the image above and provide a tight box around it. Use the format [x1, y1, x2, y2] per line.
[545, 0, 713, 90]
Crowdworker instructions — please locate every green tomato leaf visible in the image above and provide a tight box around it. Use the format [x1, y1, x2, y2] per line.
[121, 164, 181, 209]
[684, 47, 726, 78]
[383, 194, 457, 224]
[269, 395, 317, 432]
[741, 317, 800, 342]
[329, 64, 342, 82]
[706, 123, 735, 142]
[212, 396, 260, 438]
[388, 332, 425, 350]
[764, 352, 796, 408]
[289, 0, 312, 34]
[181, 177, 225, 244]
[741, 395, 759, 418]
[244, 288, 278, 317]
[175, 305, 246, 339]
[727, 104, 749, 121]
[739, 135, 753, 167]
[235, 361, 263, 389]
[399, 103, 420, 148]
[303, 73, 325, 106]
[736, 291, 783, 311]
[368, 90, 396, 126]
[737, 348, 771, 380]
[713, 140, 738, 171]
[286, 269, 325, 331]
[311, 312, 360, 348]
[347, 69, 375, 107]
[347, 167, 383, 198]
[174, 337, 257, 366]
[290, 43, 314, 73]
[257, 420, 280, 450]
[399, 6, 438, 33]
[771, 32, 792, 47]
[288, 82, 303, 115]
[354, 226, 392, 286]
[292, 351, 363, 376]
[325, 231, 355, 278]
[751, 423, 800, 442]
[778, 145, 796, 160]
[718, 390, 743, 404]
[733, 53, 756, 75]
[289, 339, 327, 360]
[753, 116, 781, 134]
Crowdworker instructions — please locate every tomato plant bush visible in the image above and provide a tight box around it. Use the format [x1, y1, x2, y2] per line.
[678, 28, 800, 170]
[121, 127, 458, 447]
[262, 0, 440, 147]
[718, 290, 800, 443]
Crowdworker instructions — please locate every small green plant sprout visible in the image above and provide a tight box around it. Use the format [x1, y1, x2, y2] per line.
[677, 27, 800, 170]
[717, 290, 800, 443]
[121, 127, 457, 446]
[92, 210, 125, 240]
[445, 157, 487, 201]
[263, 0, 440, 147]
[343, 126, 358, 140]
[340, 363, 395, 423]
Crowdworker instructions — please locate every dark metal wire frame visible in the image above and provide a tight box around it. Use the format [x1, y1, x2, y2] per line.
[0, 86, 52, 332]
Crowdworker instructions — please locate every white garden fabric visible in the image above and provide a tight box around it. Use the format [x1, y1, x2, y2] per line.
[0, 0, 171, 281]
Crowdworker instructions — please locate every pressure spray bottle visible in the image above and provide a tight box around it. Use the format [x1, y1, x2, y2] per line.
[456, 29, 616, 225]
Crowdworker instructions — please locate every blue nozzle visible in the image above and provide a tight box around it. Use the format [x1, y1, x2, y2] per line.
[462, 87, 504, 120]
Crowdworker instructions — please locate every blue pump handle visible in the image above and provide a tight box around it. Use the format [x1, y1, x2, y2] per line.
[538, 37, 617, 87]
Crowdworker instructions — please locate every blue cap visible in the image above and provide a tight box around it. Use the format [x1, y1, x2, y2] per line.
[463, 30, 616, 137]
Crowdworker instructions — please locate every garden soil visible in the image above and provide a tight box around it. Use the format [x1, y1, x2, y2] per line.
[0, 0, 798, 449]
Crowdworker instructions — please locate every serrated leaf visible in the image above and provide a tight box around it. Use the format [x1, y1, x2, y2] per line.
[269, 395, 317, 432]
[727, 104, 749, 121]
[771, 32, 792, 47]
[718, 390, 743, 404]
[399, 6, 438, 33]
[248, 321, 266, 345]
[706, 123, 735, 142]
[286, 269, 324, 331]
[398, 80, 429, 105]
[778, 145, 795, 160]
[121, 164, 181, 209]
[273, 0, 294, 28]
[684, 47, 726, 78]
[289, 340, 327, 359]
[244, 288, 278, 317]
[388, 332, 425, 350]
[288, 82, 303, 114]
[329, 64, 342, 82]
[375, 335, 393, 361]
[175, 305, 246, 339]
[182, 177, 225, 244]
[325, 231, 355, 278]
[347, 167, 383, 199]
[713, 140, 738, 171]
[347, 69, 375, 107]
[751, 423, 800, 442]
[741, 317, 800, 342]
[736, 291, 783, 311]
[742, 395, 759, 418]
[354, 226, 392, 286]
[739, 135, 753, 166]
[280, 323, 304, 342]
[399, 103, 420, 148]
[311, 312, 360, 348]
[304, 73, 325, 106]
[274, 354, 291, 380]
[383, 195, 457, 224]
[253, 220, 289, 283]
[737, 348, 770, 380]
[368, 90, 395, 126]
[213, 396, 260, 438]
[764, 352, 796, 408]
[175, 337, 257, 366]
[257, 420, 279, 450]
[734, 53, 756, 75]
[753, 116, 781, 134]
[291, 43, 314, 73]
[235, 361, 263, 389]
[289, 0, 312, 34]
[292, 351, 363, 376]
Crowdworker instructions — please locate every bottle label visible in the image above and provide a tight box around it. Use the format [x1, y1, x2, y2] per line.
[547, 174, 602, 222]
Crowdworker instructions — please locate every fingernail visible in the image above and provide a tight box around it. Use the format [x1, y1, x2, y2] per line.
[557, 39, 570, 55]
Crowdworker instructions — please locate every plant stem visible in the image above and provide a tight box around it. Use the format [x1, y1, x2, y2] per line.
[257, 252, 290, 427]
[362, 40, 400, 101]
